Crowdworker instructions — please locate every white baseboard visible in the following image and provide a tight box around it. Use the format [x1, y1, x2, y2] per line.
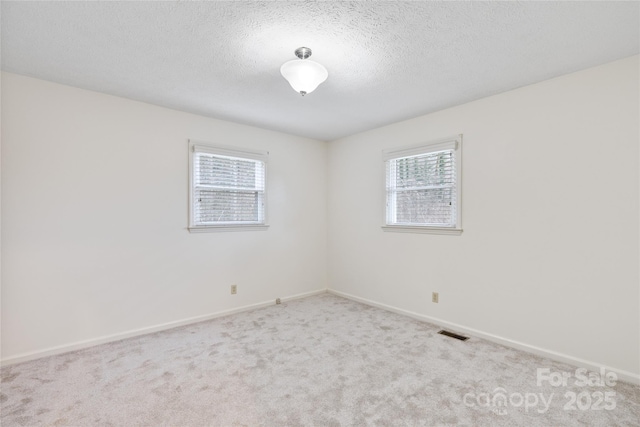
[1, 288, 327, 367]
[280, 288, 327, 303]
[328, 289, 640, 386]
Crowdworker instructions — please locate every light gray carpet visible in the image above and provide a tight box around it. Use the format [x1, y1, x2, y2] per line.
[1, 293, 639, 426]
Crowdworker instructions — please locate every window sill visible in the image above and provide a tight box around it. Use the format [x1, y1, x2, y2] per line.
[189, 224, 269, 233]
[381, 225, 463, 235]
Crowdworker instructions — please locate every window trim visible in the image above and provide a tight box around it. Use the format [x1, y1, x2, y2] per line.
[188, 140, 269, 233]
[381, 134, 463, 235]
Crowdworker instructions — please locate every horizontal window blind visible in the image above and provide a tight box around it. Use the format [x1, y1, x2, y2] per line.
[386, 149, 456, 227]
[193, 151, 266, 225]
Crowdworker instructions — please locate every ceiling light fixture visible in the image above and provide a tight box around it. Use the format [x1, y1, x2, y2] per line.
[280, 47, 328, 96]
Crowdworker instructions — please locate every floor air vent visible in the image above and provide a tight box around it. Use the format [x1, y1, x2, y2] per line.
[438, 330, 469, 341]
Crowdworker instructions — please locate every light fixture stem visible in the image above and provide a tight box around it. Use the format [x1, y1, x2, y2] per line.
[295, 47, 312, 60]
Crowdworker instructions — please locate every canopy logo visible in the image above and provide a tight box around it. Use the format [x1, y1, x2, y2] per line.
[463, 387, 553, 415]
[462, 367, 618, 415]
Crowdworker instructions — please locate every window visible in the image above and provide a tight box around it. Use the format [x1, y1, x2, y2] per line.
[188, 140, 268, 232]
[383, 135, 462, 235]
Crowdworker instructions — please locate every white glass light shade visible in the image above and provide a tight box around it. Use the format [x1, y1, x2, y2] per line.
[280, 59, 328, 95]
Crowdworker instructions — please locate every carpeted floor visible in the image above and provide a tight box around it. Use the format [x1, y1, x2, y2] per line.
[1, 293, 639, 426]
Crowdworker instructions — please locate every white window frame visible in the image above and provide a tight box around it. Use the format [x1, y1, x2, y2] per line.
[188, 140, 269, 233]
[382, 134, 463, 235]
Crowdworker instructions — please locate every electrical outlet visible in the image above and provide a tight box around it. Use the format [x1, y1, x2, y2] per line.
[231, 284, 237, 295]
[432, 292, 439, 303]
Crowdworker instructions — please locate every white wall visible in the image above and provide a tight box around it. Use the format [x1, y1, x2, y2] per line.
[327, 56, 639, 377]
[1, 72, 328, 360]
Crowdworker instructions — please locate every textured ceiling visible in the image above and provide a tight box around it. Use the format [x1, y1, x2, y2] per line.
[2, 1, 638, 141]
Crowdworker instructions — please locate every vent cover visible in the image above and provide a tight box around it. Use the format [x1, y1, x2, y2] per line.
[438, 330, 469, 341]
